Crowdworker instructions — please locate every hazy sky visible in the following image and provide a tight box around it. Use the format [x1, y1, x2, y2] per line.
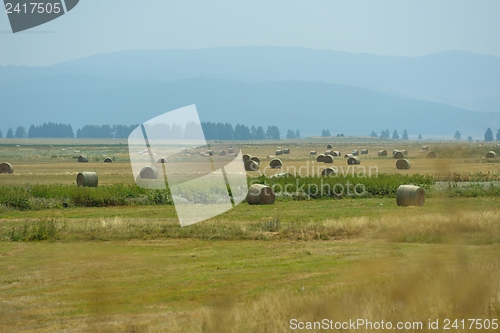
[1, 0, 499, 66]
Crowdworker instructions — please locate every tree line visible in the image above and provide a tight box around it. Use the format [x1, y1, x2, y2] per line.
[483, 128, 500, 142]
[367, 128, 500, 142]
[201, 122, 281, 140]
[0, 122, 284, 140]
[447, 128, 500, 142]
[0, 123, 138, 139]
[370, 129, 409, 140]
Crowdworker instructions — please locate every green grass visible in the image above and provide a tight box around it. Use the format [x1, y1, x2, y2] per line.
[2, 172, 499, 213]
[2, 139, 500, 332]
[1, 231, 499, 332]
[0, 184, 172, 210]
[2, 197, 500, 245]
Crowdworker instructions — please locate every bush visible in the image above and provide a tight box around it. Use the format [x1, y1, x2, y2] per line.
[0, 184, 173, 210]
[9, 219, 59, 241]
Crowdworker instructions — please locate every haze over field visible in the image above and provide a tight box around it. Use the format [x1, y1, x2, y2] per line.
[1, 47, 499, 138]
[1, 1, 499, 138]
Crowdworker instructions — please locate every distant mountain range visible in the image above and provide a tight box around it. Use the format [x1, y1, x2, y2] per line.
[1, 47, 499, 138]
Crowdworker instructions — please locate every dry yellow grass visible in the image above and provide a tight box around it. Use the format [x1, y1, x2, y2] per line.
[1, 141, 499, 186]
[2, 139, 500, 332]
[200, 246, 500, 333]
[1, 204, 500, 332]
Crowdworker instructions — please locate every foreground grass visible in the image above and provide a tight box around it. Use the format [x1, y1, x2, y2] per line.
[1, 141, 500, 332]
[1, 237, 499, 332]
[1, 197, 500, 245]
[0, 199, 499, 332]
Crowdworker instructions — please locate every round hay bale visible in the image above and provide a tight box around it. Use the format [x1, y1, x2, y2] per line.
[321, 167, 336, 177]
[323, 155, 334, 163]
[310, 150, 317, 155]
[275, 150, 283, 155]
[396, 159, 411, 169]
[422, 146, 429, 151]
[76, 172, 98, 187]
[206, 150, 214, 156]
[157, 158, 167, 163]
[316, 154, 325, 162]
[393, 151, 404, 159]
[283, 148, 290, 154]
[361, 149, 368, 154]
[269, 158, 282, 169]
[333, 151, 341, 156]
[139, 166, 158, 179]
[219, 150, 227, 156]
[0, 162, 14, 174]
[325, 150, 333, 156]
[351, 150, 359, 156]
[242, 154, 252, 162]
[347, 156, 360, 165]
[326, 144, 333, 149]
[378, 150, 387, 156]
[396, 185, 425, 207]
[486, 151, 497, 158]
[228, 147, 234, 154]
[344, 153, 354, 158]
[426, 151, 437, 158]
[402, 150, 408, 155]
[104, 157, 113, 163]
[246, 184, 275, 205]
[250, 156, 261, 165]
[244, 160, 259, 171]
[78, 155, 88, 163]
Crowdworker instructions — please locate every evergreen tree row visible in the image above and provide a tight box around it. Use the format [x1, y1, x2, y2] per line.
[1, 124, 138, 139]
[76, 125, 138, 138]
[484, 128, 500, 142]
[371, 129, 409, 140]
[448, 128, 500, 142]
[286, 129, 301, 139]
[28, 123, 74, 138]
[201, 122, 281, 140]
[1, 123, 282, 140]
[320, 130, 346, 137]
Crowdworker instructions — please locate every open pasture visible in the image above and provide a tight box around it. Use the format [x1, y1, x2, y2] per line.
[1, 138, 500, 332]
[1, 138, 499, 186]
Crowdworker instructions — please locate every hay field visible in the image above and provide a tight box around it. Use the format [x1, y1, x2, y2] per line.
[1, 138, 499, 185]
[1, 138, 500, 332]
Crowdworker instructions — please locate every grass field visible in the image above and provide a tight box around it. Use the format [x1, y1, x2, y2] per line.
[1, 139, 500, 332]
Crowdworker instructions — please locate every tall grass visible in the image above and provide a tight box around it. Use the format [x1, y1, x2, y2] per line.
[201, 248, 500, 333]
[4, 210, 500, 244]
[252, 173, 434, 200]
[1, 172, 498, 211]
[8, 219, 58, 241]
[0, 184, 172, 210]
[431, 143, 500, 159]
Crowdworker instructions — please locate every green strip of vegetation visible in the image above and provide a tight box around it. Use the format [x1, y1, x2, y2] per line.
[0, 184, 172, 210]
[2, 173, 500, 212]
[252, 174, 433, 199]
